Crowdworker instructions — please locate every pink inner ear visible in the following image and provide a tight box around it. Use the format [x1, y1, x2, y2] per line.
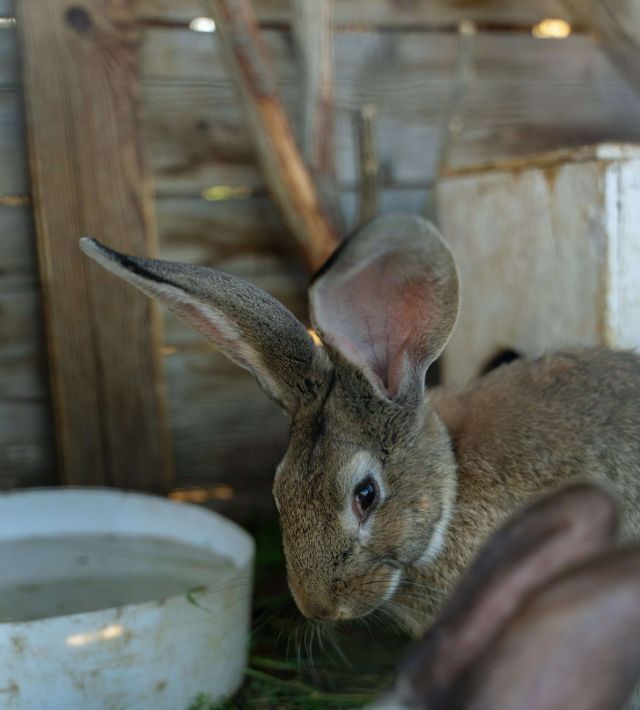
[316, 255, 432, 397]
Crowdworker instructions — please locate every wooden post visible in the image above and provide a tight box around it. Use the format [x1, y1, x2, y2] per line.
[16, 0, 174, 491]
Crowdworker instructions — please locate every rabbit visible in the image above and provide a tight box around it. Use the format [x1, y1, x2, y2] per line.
[79, 212, 640, 636]
[379, 482, 640, 710]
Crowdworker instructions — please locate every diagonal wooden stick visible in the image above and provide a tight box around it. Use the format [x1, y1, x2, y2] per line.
[209, 0, 341, 272]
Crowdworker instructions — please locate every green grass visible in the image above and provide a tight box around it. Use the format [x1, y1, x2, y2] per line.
[191, 519, 410, 709]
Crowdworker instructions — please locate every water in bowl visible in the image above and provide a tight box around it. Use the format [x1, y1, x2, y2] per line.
[0, 536, 237, 623]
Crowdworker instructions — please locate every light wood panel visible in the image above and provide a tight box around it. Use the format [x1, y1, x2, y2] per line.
[439, 145, 640, 385]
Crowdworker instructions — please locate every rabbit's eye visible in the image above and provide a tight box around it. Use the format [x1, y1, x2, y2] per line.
[352, 477, 378, 523]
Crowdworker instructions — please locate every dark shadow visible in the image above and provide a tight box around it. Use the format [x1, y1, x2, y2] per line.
[481, 348, 521, 376]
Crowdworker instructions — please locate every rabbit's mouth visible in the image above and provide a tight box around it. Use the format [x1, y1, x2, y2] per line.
[287, 562, 402, 622]
[332, 566, 403, 621]
[330, 563, 404, 622]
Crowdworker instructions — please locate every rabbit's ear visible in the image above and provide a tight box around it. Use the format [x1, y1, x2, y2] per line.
[80, 238, 331, 415]
[462, 547, 640, 710]
[309, 214, 459, 401]
[392, 483, 618, 708]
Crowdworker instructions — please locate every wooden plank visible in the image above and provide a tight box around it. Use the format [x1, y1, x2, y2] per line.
[0, 400, 57, 489]
[0, 23, 19, 86]
[0, 206, 51, 415]
[138, 28, 640, 195]
[17, 0, 173, 491]
[0, 204, 57, 489]
[0, 203, 37, 273]
[0, 92, 29, 197]
[135, 0, 570, 27]
[0, 280, 49, 401]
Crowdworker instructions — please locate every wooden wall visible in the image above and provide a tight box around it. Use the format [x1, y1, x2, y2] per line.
[2, 0, 640, 517]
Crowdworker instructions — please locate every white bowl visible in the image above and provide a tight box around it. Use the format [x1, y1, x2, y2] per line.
[0, 488, 255, 709]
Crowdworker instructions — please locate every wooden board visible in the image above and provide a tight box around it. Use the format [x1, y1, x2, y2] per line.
[0, 204, 57, 488]
[0, 21, 19, 85]
[17, 0, 173, 490]
[135, 0, 570, 27]
[0, 27, 28, 198]
[0, 93, 28, 197]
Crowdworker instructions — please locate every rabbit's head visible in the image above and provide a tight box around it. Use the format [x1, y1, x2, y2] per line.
[80, 214, 460, 621]
[383, 482, 640, 710]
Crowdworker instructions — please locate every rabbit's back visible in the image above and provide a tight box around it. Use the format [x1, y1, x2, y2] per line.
[433, 348, 640, 549]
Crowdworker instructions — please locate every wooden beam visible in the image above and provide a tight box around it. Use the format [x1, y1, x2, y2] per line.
[209, 0, 341, 272]
[16, 0, 174, 490]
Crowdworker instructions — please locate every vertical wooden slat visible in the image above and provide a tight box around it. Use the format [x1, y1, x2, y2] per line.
[16, 0, 173, 490]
